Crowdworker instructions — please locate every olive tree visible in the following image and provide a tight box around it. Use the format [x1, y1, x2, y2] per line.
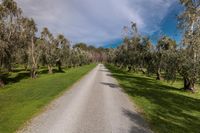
[155, 36, 176, 80]
[55, 34, 70, 71]
[26, 19, 41, 78]
[177, 0, 200, 91]
[40, 27, 57, 74]
[0, 0, 22, 85]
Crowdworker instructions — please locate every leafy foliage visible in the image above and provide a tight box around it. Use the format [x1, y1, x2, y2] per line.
[106, 0, 200, 92]
[0, 0, 106, 86]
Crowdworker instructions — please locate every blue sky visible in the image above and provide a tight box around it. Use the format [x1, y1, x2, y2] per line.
[149, 2, 183, 45]
[104, 2, 184, 48]
[16, 0, 183, 47]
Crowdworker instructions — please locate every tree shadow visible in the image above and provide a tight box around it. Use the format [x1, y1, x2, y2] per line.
[108, 73, 180, 92]
[99, 69, 110, 72]
[1, 68, 65, 85]
[99, 66, 110, 72]
[106, 64, 200, 133]
[53, 69, 65, 73]
[100, 82, 119, 88]
[38, 69, 65, 75]
[2, 71, 30, 85]
[122, 108, 152, 133]
[38, 69, 49, 74]
[11, 68, 26, 73]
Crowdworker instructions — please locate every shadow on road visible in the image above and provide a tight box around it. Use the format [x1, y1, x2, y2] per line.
[99, 69, 110, 72]
[122, 108, 151, 133]
[100, 82, 119, 88]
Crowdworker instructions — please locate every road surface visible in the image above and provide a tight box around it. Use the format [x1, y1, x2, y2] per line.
[18, 64, 152, 133]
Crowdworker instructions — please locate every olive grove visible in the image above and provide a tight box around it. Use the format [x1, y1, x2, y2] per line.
[0, 0, 105, 87]
[106, 0, 200, 92]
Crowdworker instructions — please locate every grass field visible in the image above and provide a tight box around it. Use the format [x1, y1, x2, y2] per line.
[0, 64, 96, 133]
[106, 64, 200, 133]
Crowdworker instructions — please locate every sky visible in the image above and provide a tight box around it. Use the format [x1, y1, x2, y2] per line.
[15, 0, 183, 47]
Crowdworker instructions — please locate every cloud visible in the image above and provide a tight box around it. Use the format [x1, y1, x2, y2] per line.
[15, 0, 177, 46]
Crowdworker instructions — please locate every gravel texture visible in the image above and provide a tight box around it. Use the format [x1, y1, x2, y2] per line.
[17, 64, 152, 133]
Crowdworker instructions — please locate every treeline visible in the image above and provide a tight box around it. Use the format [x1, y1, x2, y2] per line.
[0, 0, 106, 86]
[1, 0, 199, 92]
[106, 0, 200, 92]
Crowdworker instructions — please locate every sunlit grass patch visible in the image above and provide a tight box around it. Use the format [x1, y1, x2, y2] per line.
[0, 64, 96, 133]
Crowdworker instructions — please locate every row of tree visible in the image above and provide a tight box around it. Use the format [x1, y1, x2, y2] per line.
[106, 0, 200, 92]
[1, 0, 199, 92]
[0, 0, 106, 87]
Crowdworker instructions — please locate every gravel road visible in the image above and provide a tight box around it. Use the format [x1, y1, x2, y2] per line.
[18, 64, 152, 133]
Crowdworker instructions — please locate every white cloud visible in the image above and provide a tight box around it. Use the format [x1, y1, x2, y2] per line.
[15, 0, 177, 46]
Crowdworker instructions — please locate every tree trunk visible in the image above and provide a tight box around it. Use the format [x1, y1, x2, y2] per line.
[56, 60, 62, 72]
[30, 36, 38, 78]
[24, 64, 28, 71]
[139, 68, 145, 74]
[119, 64, 123, 69]
[7, 65, 12, 72]
[48, 65, 53, 74]
[30, 66, 37, 78]
[127, 66, 132, 72]
[58, 65, 62, 72]
[183, 77, 195, 92]
[0, 78, 4, 87]
[156, 68, 163, 80]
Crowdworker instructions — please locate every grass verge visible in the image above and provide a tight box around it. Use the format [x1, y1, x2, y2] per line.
[106, 64, 200, 133]
[0, 64, 96, 133]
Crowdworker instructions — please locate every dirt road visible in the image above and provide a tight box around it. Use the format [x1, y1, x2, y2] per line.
[18, 64, 152, 133]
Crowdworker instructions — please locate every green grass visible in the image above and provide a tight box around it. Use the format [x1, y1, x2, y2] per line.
[0, 64, 96, 133]
[106, 64, 200, 133]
